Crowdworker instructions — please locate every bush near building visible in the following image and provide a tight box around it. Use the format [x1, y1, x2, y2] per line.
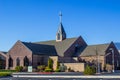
[84, 65, 96, 75]
[54, 61, 60, 72]
[0, 69, 16, 72]
[44, 67, 52, 72]
[68, 67, 74, 72]
[15, 66, 23, 72]
[0, 72, 11, 77]
[105, 64, 112, 72]
[44, 58, 53, 72]
[59, 63, 67, 72]
[37, 65, 46, 72]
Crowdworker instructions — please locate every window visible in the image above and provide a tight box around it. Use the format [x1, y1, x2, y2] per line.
[24, 56, 29, 66]
[57, 33, 60, 40]
[75, 44, 79, 52]
[9, 57, 13, 67]
[16, 58, 20, 66]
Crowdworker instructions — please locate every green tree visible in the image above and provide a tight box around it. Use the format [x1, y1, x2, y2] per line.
[48, 58, 53, 69]
[56, 61, 60, 69]
[84, 65, 96, 75]
[54, 61, 60, 72]
[44, 58, 53, 72]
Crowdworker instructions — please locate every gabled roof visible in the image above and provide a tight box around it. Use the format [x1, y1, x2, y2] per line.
[0, 51, 7, 57]
[0, 51, 7, 54]
[22, 42, 57, 56]
[35, 37, 78, 56]
[80, 43, 110, 56]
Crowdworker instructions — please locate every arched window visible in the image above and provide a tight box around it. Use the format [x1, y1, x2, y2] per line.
[24, 56, 29, 66]
[16, 58, 20, 66]
[9, 57, 13, 67]
[75, 44, 79, 52]
[57, 33, 60, 40]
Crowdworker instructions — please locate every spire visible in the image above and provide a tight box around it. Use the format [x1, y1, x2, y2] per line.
[56, 12, 66, 42]
[59, 11, 62, 23]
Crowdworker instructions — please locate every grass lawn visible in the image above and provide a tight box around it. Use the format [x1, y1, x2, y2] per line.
[0, 69, 16, 77]
[0, 72, 11, 77]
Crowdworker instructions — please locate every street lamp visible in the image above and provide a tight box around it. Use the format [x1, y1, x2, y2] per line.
[97, 54, 100, 74]
[109, 48, 114, 73]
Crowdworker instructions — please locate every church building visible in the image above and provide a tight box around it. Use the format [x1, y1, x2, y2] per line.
[0, 13, 120, 72]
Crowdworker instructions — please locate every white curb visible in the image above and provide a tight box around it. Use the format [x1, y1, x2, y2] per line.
[12, 75, 120, 78]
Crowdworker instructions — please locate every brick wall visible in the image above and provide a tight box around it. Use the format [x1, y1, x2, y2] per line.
[63, 63, 85, 72]
[6, 41, 32, 69]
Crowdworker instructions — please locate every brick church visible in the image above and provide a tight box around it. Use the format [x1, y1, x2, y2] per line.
[0, 13, 120, 72]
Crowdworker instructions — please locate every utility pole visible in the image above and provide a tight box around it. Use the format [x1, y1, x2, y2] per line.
[109, 48, 114, 73]
[96, 47, 100, 74]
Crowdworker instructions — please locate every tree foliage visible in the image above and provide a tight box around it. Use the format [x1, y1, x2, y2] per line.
[84, 65, 96, 75]
[48, 58, 53, 69]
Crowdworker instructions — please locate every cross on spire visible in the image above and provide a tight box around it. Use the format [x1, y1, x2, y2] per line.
[59, 11, 62, 23]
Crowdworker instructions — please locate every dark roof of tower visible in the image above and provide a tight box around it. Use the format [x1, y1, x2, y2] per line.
[57, 23, 66, 35]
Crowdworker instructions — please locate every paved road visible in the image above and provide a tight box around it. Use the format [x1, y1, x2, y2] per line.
[1, 72, 120, 80]
[0, 77, 120, 80]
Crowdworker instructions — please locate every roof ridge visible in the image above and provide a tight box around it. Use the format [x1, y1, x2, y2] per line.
[88, 43, 110, 46]
[34, 37, 78, 43]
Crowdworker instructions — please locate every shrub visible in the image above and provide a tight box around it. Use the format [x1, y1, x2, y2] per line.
[15, 66, 23, 72]
[59, 63, 67, 72]
[105, 64, 112, 72]
[37, 65, 46, 72]
[56, 61, 60, 69]
[0, 72, 11, 77]
[45, 67, 52, 72]
[54, 69, 60, 72]
[68, 67, 74, 72]
[44, 58, 53, 72]
[84, 65, 96, 75]
[32, 68, 38, 72]
[0, 69, 16, 72]
[48, 58, 53, 69]
[22, 66, 28, 72]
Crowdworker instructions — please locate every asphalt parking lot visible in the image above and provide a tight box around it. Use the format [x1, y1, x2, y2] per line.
[0, 77, 120, 80]
[1, 72, 120, 80]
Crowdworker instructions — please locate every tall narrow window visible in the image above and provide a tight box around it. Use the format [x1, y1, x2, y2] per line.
[57, 33, 60, 40]
[75, 44, 79, 52]
[9, 57, 13, 67]
[24, 56, 29, 66]
[16, 58, 20, 66]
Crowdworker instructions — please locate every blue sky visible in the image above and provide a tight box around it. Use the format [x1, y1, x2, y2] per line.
[0, 0, 120, 51]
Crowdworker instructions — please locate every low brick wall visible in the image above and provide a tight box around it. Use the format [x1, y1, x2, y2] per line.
[63, 63, 85, 72]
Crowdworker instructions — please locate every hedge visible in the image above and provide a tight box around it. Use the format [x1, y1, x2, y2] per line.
[0, 69, 16, 72]
[0, 72, 11, 77]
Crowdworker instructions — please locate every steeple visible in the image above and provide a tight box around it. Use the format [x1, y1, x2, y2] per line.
[56, 12, 66, 42]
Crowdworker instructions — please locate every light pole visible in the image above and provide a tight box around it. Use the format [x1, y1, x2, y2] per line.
[97, 54, 100, 74]
[109, 48, 114, 73]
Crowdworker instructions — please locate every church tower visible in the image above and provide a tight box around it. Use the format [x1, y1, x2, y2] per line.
[56, 12, 66, 42]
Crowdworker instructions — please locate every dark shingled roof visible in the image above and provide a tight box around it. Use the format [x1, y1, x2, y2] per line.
[35, 38, 78, 57]
[80, 44, 110, 56]
[22, 42, 57, 56]
[0, 51, 7, 54]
